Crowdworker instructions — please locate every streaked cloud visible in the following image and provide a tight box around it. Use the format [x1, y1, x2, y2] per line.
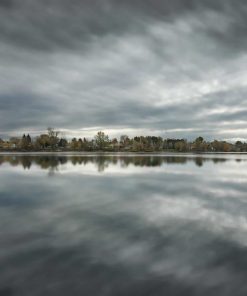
[0, 0, 247, 140]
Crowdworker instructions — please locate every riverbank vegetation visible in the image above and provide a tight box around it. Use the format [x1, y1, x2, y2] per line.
[1, 128, 247, 152]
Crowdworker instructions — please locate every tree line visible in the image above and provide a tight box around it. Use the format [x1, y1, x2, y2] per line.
[0, 128, 247, 152]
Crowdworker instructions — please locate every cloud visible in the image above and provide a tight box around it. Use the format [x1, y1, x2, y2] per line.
[0, 0, 247, 140]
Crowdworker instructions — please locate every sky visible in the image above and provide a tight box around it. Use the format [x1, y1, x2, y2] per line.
[0, 0, 247, 141]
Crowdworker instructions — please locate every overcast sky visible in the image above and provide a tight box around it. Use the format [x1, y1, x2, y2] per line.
[0, 0, 247, 141]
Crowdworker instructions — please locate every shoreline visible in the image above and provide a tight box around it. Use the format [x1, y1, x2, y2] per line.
[1, 151, 247, 156]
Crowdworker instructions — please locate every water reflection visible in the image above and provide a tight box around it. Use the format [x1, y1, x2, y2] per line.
[1, 154, 247, 295]
[0, 154, 235, 173]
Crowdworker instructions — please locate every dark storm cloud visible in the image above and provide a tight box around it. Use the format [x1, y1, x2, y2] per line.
[0, 0, 247, 139]
[1, 0, 246, 52]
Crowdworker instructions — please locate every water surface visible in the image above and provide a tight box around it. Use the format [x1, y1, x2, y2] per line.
[1, 154, 247, 296]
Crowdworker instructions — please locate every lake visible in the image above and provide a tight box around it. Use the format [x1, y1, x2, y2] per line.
[1, 153, 247, 296]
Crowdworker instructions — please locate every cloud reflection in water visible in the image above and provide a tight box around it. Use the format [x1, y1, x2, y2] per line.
[0, 154, 247, 295]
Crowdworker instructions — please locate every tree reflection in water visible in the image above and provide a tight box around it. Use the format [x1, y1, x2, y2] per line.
[0, 154, 231, 174]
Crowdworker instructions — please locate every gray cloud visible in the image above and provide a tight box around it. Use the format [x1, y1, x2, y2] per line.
[0, 0, 247, 140]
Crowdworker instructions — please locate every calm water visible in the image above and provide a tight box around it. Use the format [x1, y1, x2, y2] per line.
[1, 154, 247, 296]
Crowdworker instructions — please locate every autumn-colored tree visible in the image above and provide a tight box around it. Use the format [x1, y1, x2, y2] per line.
[194, 136, 205, 152]
[174, 140, 187, 152]
[35, 134, 50, 149]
